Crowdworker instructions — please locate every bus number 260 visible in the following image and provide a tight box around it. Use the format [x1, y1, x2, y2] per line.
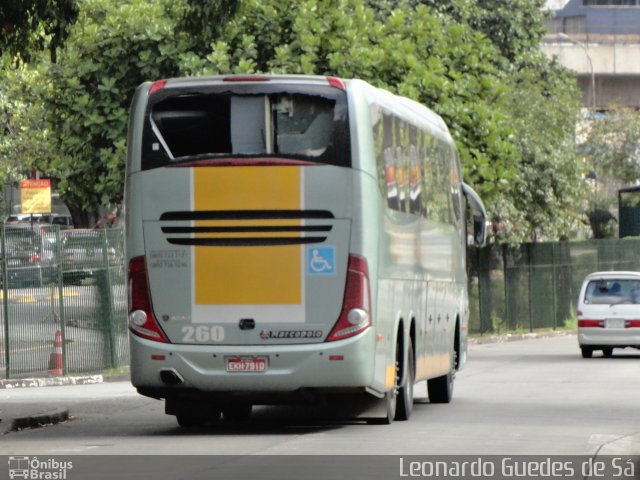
[181, 326, 225, 343]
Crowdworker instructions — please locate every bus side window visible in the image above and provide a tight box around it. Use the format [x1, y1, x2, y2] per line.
[409, 144, 422, 216]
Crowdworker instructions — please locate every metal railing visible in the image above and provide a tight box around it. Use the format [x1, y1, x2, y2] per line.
[4, 223, 639, 376]
[0, 224, 128, 379]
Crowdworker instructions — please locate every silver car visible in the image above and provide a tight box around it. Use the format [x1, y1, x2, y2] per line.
[577, 271, 640, 358]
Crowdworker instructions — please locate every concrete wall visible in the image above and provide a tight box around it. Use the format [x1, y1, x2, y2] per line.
[544, 42, 640, 75]
[542, 1, 640, 109]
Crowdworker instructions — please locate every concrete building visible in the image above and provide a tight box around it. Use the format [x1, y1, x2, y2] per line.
[542, 0, 640, 109]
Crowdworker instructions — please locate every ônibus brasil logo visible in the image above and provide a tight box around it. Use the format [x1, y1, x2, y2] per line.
[8, 456, 73, 480]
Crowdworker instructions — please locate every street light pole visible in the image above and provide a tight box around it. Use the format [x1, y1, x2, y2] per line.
[559, 32, 596, 110]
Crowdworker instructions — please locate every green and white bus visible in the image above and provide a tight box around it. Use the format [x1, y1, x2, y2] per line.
[125, 75, 487, 426]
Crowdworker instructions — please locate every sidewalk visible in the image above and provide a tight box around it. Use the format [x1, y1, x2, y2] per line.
[468, 329, 573, 345]
[0, 373, 129, 434]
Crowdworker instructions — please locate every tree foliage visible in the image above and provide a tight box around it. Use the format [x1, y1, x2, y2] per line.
[180, 0, 518, 196]
[178, 0, 583, 241]
[0, 0, 78, 62]
[38, 0, 189, 226]
[579, 106, 640, 238]
[0, 61, 56, 216]
[0, 0, 584, 237]
[418, 0, 551, 64]
[583, 106, 640, 185]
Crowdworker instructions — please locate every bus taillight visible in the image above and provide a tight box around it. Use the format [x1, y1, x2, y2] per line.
[148, 80, 167, 95]
[327, 76, 346, 91]
[128, 255, 169, 342]
[326, 254, 371, 342]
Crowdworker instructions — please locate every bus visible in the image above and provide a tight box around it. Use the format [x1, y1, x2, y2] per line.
[125, 74, 488, 426]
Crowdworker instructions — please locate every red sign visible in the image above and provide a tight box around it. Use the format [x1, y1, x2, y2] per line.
[20, 178, 52, 214]
[20, 179, 51, 189]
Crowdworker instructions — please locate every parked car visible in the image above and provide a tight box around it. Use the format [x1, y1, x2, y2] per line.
[61, 229, 118, 284]
[50, 214, 74, 230]
[7, 214, 74, 230]
[577, 271, 640, 358]
[1, 223, 56, 287]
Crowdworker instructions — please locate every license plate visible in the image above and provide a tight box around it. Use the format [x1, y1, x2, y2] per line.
[226, 356, 268, 373]
[606, 318, 625, 329]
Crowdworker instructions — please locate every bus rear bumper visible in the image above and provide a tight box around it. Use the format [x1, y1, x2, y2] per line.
[130, 329, 378, 403]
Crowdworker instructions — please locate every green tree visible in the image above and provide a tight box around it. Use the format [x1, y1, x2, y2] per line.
[418, 0, 550, 64]
[41, 0, 190, 226]
[0, 0, 78, 62]
[397, 0, 585, 241]
[493, 60, 586, 242]
[0, 63, 46, 214]
[180, 0, 518, 201]
[581, 106, 640, 238]
[181, 0, 583, 242]
[34, 0, 249, 226]
[3, 0, 584, 237]
[583, 106, 640, 185]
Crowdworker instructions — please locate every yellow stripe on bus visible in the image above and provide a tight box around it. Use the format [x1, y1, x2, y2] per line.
[193, 166, 301, 305]
[385, 364, 396, 389]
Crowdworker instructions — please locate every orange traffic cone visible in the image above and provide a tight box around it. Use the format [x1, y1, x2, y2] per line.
[48, 330, 63, 376]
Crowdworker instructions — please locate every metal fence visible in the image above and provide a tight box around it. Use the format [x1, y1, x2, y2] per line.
[0, 224, 128, 379]
[3, 223, 639, 376]
[468, 238, 640, 334]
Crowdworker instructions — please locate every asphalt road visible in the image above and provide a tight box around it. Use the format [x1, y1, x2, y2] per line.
[1, 334, 639, 458]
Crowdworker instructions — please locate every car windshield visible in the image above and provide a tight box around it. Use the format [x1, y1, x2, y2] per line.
[584, 279, 640, 305]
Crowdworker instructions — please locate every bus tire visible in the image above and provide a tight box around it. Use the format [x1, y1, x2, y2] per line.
[383, 388, 396, 424]
[222, 403, 252, 423]
[176, 414, 204, 428]
[395, 341, 414, 421]
[170, 399, 221, 428]
[371, 337, 402, 424]
[427, 370, 454, 404]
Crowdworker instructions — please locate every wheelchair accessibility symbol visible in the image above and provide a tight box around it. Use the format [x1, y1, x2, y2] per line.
[307, 247, 336, 275]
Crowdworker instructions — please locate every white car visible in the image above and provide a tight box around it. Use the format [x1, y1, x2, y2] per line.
[577, 271, 640, 358]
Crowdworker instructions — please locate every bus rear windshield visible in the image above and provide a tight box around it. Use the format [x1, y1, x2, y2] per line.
[142, 86, 350, 170]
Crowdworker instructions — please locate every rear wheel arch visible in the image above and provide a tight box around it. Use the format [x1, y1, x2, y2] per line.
[394, 318, 416, 421]
[396, 317, 416, 388]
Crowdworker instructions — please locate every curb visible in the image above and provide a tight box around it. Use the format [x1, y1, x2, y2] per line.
[594, 433, 640, 456]
[469, 330, 573, 345]
[3, 408, 70, 434]
[0, 373, 130, 435]
[0, 374, 105, 390]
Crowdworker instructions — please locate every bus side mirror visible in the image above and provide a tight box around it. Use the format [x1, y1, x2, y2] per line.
[461, 182, 488, 247]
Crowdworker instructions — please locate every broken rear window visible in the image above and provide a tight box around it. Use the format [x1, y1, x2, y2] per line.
[142, 85, 350, 170]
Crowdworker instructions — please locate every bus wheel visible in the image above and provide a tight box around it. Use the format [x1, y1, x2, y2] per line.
[395, 341, 414, 421]
[176, 414, 204, 428]
[427, 369, 454, 404]
[172, 403, 221, 428]
[222, 404, 252, 423]
[377, 382, 397, 424]
[602, 347, 613, 358]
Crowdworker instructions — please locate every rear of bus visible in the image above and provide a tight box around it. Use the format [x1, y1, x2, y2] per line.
[125, 75, 379, 422]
